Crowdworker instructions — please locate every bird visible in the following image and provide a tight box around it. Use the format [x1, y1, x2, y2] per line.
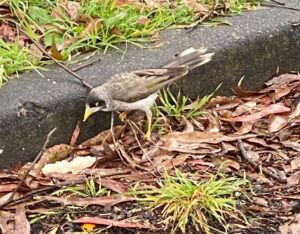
[83, 47, 214, 140]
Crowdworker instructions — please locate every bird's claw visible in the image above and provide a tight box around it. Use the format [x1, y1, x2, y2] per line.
[144, 131, 152, 141]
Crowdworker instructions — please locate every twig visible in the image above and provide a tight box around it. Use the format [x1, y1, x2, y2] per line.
[2, 167, 131, 207]
[261, 3, 300, 11]
[4, 179, 85, 207]
[72, 58, 102, 72]
[270, 0, 285, 5]
[127, 120, 160, 175]
[186, 0, 218, 31]
[0, 128, 57, 209]
[237, 139, 286, 183]
[6, 19, 93, 90]
[185, 9, 214, 31]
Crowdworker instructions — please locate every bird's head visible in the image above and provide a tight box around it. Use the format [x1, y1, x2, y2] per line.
[83, 86, 109, 122]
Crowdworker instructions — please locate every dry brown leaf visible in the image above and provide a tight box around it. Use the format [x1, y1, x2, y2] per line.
[66, 1, 80, 19]
[43, 172, 84, 181]
[115, 0, 135, 6]
[143, 0, 164, 8]
[287, 171, 300, 185]
[283, 164, 292, 174]
[83, 168, 131, 177]
[73, 216, 151, 229]
[291, 157, 300, 171]
[0, 211, 14, 234]
[224, 159, 240, 171]
[14, 205, 30, 234]
[0, 184, 18, 193]
[222, 103, 290, 122]
[100, 179, 128, 193]
[70, 122, 80, 146]
[207, 116, 221, 133]
[235, 101, 257, 116]
[117, 143, 151, 171]
[290, 103, 300, 119]
[183, 0, 208, 14]
[157, 154, 189, 171]
[56, 36, 77, 51]
[280, 213, 300, 234]
[140, 145, 160, 163]
[111, 26, 122, 35]
[160, 145, 220, 155]
[282, 141, 300, 152]
[0, 193, 13, 207]
[275, 127, 293, 141]
[205, 96, 240, 109]
[80, 18, 102, 37]
[182, 116, 194, 133]
[189, 159, 214, 171]
[246, 138, 281, 150]
[136, 16, 150, 25]
[233, 77, 260, 97]
[273, 86, 291, 100]
[246, 172, 274, 185]
[81, 125, 124, 146]
[50, 35, 63, 60]
[253, 197, 268, 207]
[43, 194, 135, 207]
[0, 23, 16, 42]
[268, 114, 289, 132]
[33, 144, 73, 176]
[236, 121, 254, 134]
[265, 73, 300, 87]
[161, 131, 256, 145]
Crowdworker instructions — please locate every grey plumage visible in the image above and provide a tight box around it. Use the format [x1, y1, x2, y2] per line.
[84, 47, 214, 138]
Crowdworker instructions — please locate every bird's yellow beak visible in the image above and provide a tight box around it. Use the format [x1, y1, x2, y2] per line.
[83, 106, 93, 122]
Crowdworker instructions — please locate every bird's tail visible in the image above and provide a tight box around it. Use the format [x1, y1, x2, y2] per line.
[164, 48, 214, 70]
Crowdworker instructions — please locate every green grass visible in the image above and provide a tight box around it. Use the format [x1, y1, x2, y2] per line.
[131, 169, 250, 234]
[52, 177, 107, 198]
[0, 39, 41, 86]
[151, 84, 221, 133]
[1, 0, 260, 86]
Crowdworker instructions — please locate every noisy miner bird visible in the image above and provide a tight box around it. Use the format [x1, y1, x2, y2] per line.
[83, 47, 214, 139]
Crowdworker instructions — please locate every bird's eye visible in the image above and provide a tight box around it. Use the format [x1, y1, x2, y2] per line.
[90, 100, 106, 108]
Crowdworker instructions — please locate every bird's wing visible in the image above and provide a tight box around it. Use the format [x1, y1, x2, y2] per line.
[106, 67, 188, 102]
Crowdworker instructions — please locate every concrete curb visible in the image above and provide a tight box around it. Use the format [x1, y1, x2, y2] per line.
[1, 3, 300, 168]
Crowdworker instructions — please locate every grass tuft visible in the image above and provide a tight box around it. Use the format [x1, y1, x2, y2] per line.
[133, 169, 249, 233]
[0, 39, 41, 86]
[52, 177, 106, 198]
[151, 84, 221, 133]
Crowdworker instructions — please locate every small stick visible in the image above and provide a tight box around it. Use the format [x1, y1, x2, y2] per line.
[0, 128, 57, 209]
[72, 58, 102, 72]
[186, 0, 218, 31]
[6, 19, 93, 90]
[261, 3, 300, 11]
[127, 120, 160, 175]
[237, 139, 286, 183]
[5, 179, 85, 207]
[270, 0, 285, 5]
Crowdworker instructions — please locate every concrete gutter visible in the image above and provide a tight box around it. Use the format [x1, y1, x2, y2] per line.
[0, 2, 300, 168]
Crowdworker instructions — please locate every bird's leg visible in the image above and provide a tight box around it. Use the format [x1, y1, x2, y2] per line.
[144, 109, 152, 140]
[110, 111, 116, 143]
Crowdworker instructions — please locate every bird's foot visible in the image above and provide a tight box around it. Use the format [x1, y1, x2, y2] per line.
[144, 131, 152, 141]
[119, 112, 127, 122]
